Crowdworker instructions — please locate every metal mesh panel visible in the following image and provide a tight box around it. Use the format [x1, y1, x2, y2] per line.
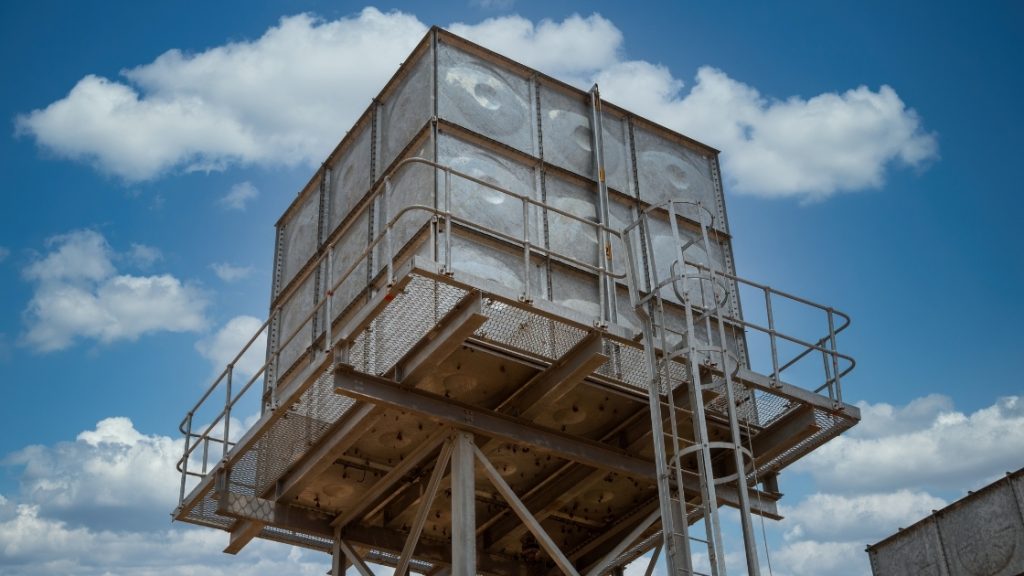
[256, 366, 351, 494]
[596, 340, 649, 391]
[475, 299, 587, 360]
[260, 525, 333, 552]
[349, 276, 468, 375]
[754, 408, 855, 478]
[364, 548, 435, 573]
[184, 487, 234, 528]
[750, 388, 794, 428]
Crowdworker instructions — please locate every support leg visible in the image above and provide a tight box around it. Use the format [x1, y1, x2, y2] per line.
[451, 432, 476, 576]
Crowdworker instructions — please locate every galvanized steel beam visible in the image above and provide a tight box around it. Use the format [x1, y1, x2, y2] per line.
[334, 365, 654, 479]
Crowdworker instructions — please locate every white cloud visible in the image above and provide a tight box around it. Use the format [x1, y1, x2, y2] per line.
[126, 243, 162, 268]
[195, 315, 268, 379]
[21, 229, 207, 352]
[4, 417, 179, 531]
[220, 181, 259, 210]
[210, 262, 253, 281]
[15, 8, 427, 181]
[771, 540, 866, 576]
[0, 503, 332, 576]
[780, 491, 945, 544]
[765, 394, 1024, 576]
[449, 14, 622, 81]
[471, 0, 515, 9]
[0, 418, 364, 575]
[15, 10, 935, 201]
[0, 247, 10, 263]
[594, 63, 937, 201]
[794, 395, 1024, 492]
[23, 229, 114, 284]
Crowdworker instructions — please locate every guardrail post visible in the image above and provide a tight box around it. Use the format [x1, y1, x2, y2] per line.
[384, 177, 394, 287]
[444, 168, 453, 275]
[179, 412, 193, 503]
[827, 308, 841, 403]
[521, 197, 532, 302]
[223, 363, 233, 462]
[764, 289, 781, 387]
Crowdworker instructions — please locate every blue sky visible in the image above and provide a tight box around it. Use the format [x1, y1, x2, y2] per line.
[0, 1, 1022, 575]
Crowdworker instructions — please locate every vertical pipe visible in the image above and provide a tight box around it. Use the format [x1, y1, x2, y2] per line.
[451, 432, 476, 576]
[589, 86, 613, 326]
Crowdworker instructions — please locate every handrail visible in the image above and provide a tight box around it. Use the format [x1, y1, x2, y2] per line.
[621, 199, 853, 405]
[177, 159, 856, 505]
[176, 156, 636, 503]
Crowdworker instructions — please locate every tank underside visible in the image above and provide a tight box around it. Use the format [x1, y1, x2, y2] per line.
[174, 258, 858, 574]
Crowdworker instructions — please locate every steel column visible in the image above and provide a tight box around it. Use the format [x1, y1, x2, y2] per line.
[451, 432, 476, 576]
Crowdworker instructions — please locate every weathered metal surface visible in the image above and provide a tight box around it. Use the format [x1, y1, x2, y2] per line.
[380, 45, 433, 170]
[176, 25, 858, 576]
[437, 40, 534, 155]
[275, 183, 322, 298]
[868, 468, 1024, 576]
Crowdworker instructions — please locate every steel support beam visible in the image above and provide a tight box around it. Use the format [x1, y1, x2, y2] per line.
[224, 519, 264, 555]
[499, 331, 608, 420]
[394, 291, 487, 384]
[332, 426, 451, 529]
[338, 538, 376, 576]
[396, 439, 454, 576]
[578, 503, 660, 575]
[475, 444, 580, 576]
[335, 365, 654, 479]
[749, 404, 820, 468]
[275, 403, 381, 501]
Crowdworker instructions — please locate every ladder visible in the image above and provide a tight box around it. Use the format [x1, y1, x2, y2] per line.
[624, 199, 762, 576]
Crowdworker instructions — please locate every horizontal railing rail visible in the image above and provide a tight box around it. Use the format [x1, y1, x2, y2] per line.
[621, 199, 853, 406]
[176, 156, 635, 505]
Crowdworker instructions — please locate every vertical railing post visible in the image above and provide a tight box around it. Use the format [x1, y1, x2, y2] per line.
[179, 412, 193, 503]
[201, 436, 210, 475]
[827, 308, 842, 404]
[271, 306, 282, 410]
[223, 364, 233, 461]
[444, 169, 453, 274]
[521, 196, 532, 302]
[326, 244, 334, 359]
[384, 177, 394, 287]
[764, 289, 780, 387]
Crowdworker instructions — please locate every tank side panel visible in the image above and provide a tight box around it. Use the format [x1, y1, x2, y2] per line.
[277, 183, 323, 296]
[437, 130, 539, 245]
[869, 518, 949, 576]
[374, 136, 435, 278]
[276, 269, 319, 380]
[326, 122, 373, 239]
[379, 49, 433, 172]
[436, 41, 533, 155]
[936, 481, 1024, 576]
[633, 125, 723, 233]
